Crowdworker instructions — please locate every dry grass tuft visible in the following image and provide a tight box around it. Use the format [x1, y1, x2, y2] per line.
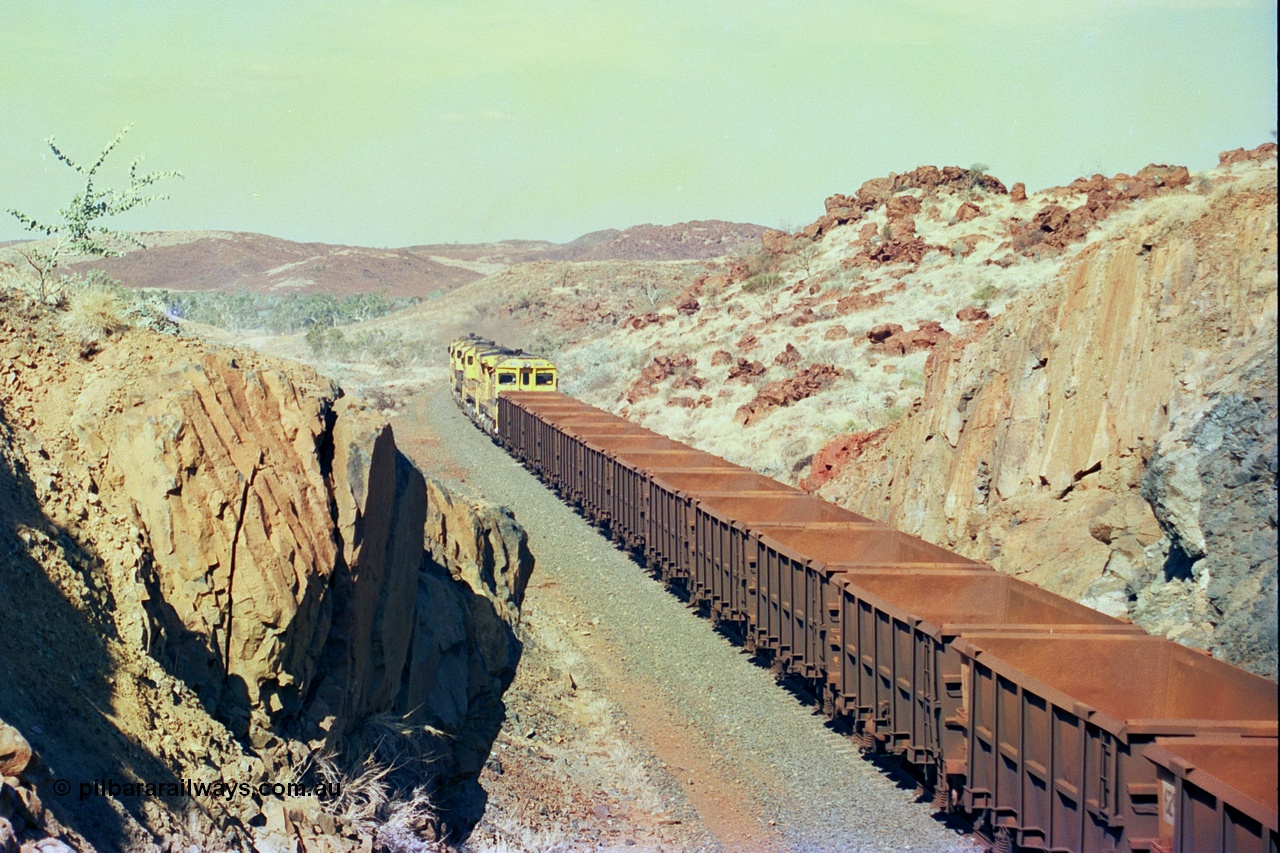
[60, 286, 129, 345]
[300, 711, 451, 852]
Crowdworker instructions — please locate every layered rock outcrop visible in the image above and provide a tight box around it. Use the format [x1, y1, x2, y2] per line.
[0, 294, 534, 850]
[815, 164, 1278, 678]
[96, 351, 434, 741]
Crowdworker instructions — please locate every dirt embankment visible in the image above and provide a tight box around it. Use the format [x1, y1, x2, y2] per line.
[0, 291, 532, 852]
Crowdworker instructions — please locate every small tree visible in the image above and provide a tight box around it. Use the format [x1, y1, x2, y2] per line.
[7, 125, 180, 303]
[792, 238, 821, 278]
[965, 162, 990, 193]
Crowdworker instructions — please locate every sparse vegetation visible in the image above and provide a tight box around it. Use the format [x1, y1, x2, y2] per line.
[299, 711, 447, 851]
[304, 324, 433, 367]
[965, 162, 990, 192]
[7, 125, 180, 304]
[59, 284, 128, 348]
[739, 246, 781, 279]
[741, 272, 784, 293]
[791, 238, 822, 277]
[163, 288, 419, 333]
[972, 282, 1001, 308]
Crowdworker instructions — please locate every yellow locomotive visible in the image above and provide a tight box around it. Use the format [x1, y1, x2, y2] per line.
[449, 335, 558, 434]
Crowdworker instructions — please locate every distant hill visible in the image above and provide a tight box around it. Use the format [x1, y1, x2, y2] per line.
[413, 220, 769, 265]
[28, 220, 769, 297]
[58, 231, 482, 298]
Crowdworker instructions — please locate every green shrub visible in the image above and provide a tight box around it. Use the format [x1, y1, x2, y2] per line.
[971, 282, 1000, 307]
[7, 125, 179, 304]
[741, 273, 784, 293]
[162, 289, 419, 333]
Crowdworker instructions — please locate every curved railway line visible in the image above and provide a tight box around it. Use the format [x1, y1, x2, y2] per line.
[448, 338, 1277, 853]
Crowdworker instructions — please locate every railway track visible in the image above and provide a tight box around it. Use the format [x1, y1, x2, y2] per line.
[457, 382, 1277, 853]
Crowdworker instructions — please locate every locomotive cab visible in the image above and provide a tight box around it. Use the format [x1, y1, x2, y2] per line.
[449, 335, 557, 435]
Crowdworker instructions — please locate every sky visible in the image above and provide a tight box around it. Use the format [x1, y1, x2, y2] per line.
[1, 2, 1276, 248]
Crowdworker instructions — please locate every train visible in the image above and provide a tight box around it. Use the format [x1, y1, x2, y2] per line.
[448, 337, 1278, 853]
[448, 334, 559, 435]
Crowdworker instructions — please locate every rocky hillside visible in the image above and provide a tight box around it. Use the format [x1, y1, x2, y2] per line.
[0, 289, 533, 852]
[560, 144, 1277, 679]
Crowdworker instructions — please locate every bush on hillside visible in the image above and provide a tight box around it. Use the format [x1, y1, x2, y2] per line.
[742, 272, 785, 293]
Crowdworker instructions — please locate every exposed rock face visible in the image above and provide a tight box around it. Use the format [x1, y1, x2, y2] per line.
[0, 297, 534, 848]
[816, 170, 1278, 678]
[1141, 355, 1277, 673]
[98, 353, 429, 737]
[405, 479, 535, 779]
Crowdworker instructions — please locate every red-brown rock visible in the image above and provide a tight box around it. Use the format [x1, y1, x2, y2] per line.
[837, 290, 886, 314]
[824, 324, 850, 340]
[954, 201, 984, 222]
[956, 306, 990, 322]
[789, 307, 818, 326]
[1032, 204, 1070, 233]
[735, 333, 759, 352]
[885, 195, 922, 220]
[798, 428, 887, 492]
[868, 322, 951, 356]
[773, 343, 802, 366]
[888, 217, 917, 241]
[1010, 182, 1027, 202]
[626, 312, 662, 330]
[1135, 163, 1191, 189]
[855, 177, 895, 208]
[727, 358, 766, 381]
[1219, 142, 1278, 165]
[710, 349, 733, 366]
[676, 295, 700, 315]
[858, 235, 934, 268]
[626, 354, 696, 402]
[867, 323, 904, 344]
[735, 363, 843, 426]
[761, 229, 792, 255]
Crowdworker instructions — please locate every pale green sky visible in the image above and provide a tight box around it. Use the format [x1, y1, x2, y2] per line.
[1, 1, 1275, 247]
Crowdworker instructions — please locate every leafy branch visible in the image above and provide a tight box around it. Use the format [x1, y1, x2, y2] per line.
[7, 124, 181, 302]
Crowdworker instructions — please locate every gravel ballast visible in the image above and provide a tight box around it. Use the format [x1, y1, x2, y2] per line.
[418, 389, 978, 852]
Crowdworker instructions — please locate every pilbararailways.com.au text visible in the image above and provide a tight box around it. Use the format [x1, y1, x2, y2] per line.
[55, 777, 340, 803]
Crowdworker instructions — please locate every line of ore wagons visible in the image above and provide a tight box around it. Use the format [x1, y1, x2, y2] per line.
[492, 390, 1277, 853]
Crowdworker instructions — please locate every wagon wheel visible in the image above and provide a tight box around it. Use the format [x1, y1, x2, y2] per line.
[822, 689, 835, 719]
[769, 654, 785, 680]
[992, 826, 1013, 853]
